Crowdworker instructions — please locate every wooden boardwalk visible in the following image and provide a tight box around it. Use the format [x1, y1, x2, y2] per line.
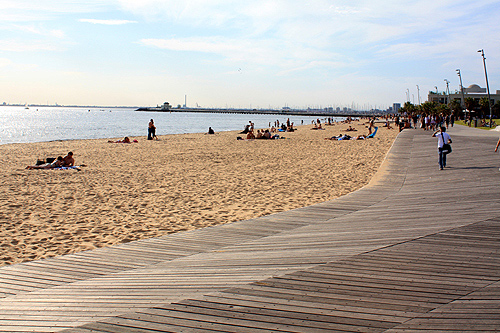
[1, 126, 499, 332]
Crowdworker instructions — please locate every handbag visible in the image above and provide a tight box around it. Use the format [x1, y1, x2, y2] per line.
[441, 133, 452, 153]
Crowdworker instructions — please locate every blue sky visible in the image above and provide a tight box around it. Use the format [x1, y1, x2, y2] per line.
[1, 0, 499, 109]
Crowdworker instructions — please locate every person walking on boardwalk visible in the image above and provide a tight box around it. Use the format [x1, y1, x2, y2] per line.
[432, 126, 452, 170]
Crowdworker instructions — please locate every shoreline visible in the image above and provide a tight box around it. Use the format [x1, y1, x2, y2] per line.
[0, 122, 399, 267]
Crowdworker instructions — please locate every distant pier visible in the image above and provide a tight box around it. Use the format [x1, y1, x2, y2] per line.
[136, 107, 386, 118]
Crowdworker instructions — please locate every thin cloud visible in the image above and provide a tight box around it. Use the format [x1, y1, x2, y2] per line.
[0, 58, 13, 67]
[0, 0, 110, 22]
[79, 19, 137, 25]
[0, 40, 60, 52]
[11, 24, 65, 38]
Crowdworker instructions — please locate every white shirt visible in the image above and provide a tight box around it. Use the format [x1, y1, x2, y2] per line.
[436, 132, 451, 148]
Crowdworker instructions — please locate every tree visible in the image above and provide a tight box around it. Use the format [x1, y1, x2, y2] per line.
[479, 97, 491, 119]
[464, 97, 476, 112]
[449, 100, 462, 119]
[420, 101, 437, 115]
[464, 97, 476, 119]
[436, 103, 451, 116]
[493, 101, 500, 119]
[399, 102, 417, 115]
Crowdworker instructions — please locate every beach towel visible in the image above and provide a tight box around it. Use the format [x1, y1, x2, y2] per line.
[368, 127, 378, 138]
[54, 166, 81, 171]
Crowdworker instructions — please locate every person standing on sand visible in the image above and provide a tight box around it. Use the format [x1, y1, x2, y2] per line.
[148, 119, 157, 140]
[432, 126, 452, 170]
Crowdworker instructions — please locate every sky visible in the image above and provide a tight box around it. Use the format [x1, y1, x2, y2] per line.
[0, 0, 499, 110]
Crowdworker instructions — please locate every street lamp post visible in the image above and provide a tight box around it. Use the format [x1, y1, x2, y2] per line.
[444, 79, 450, 105]
[416, 85, 421, 105]
[456, 69, 465, 108]
[478, 49, 493, 127]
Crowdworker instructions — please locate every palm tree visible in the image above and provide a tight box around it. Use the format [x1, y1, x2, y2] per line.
[464, 97, 476, 120]
[420, 101, 437, 115]
[436, 103, 450, 116]
[449, 100, 462, 119]
[493, 101, 500, 118]
[479, 97, 490, 119]
[399, 102, 417, 115]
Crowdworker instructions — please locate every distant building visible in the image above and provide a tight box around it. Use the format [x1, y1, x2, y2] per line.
[393, 103, 401, 113]
[428, 84, 500, 106]
[161, 102, 171, 110]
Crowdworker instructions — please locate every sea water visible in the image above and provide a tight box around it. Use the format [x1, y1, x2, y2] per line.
[0, 106, 342, 145]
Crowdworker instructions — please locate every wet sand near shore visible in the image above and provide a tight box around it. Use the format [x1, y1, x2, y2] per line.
[0, 121, 398, 267]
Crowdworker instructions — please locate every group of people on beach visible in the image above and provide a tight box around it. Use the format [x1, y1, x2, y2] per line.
[237, 119, 297, 140]
[324, 117, 379, 141]
[26, 152, 75, 170]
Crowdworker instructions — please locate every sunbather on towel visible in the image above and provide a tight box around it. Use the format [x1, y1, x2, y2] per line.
[26, 156, 64, 169]
[62, 152, 74, 167]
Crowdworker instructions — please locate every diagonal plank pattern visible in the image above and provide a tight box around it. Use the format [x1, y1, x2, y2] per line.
[1, 125, 499, 332]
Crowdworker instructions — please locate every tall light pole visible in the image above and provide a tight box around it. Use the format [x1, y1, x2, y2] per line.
[416, 85, 421, 105]
[456, 69, 465, 109]
[478, 49, 493, 127]
[444, 79, 450, 105]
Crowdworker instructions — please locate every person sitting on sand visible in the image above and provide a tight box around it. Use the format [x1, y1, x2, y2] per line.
[62, 152, 74, 167]
[26, 156, 64, 169]
[256, 130, 264, 139]
[263, 129, 272, 139]
[246, 131, 255, 140]
[207, 127, 215, 134]
[240, 124, 250, 134]
[311, 122, 324, 130]
[345, 125, 357, 132]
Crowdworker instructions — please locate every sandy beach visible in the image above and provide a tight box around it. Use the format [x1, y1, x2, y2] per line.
[0, 121, 398, 267]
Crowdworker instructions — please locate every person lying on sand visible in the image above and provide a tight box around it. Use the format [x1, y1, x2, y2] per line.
[62, 152, 74, 167]
[26, 156, 64, 169]
[108, 137, 137, 143]
[325, 134, 351, 140]
[26, 155, 85, 170]
[345, 126, 357, 132]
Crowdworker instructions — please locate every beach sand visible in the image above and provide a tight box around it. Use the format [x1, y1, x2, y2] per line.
[0, 121, 398, 267]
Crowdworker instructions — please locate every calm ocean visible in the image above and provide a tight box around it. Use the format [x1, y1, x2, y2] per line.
[0, 106, 340, 145]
